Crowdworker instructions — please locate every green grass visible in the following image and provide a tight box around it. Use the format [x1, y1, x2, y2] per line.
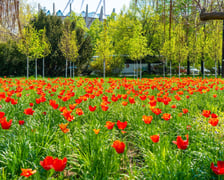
[0, 77, 223, 179]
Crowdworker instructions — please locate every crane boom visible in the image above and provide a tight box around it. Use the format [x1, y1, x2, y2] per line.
[80, 0, 85, 11]
[63, 0, 74, 14]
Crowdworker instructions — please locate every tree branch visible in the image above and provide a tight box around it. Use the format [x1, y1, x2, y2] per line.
[200, 10, 224, 20]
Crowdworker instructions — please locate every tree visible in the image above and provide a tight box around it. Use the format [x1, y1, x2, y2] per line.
[32, 30, 43, 80]
[59, 24, 79, 78]
[68, 13, 92, 76]
[39, 28, 51, 78]
[17, 25, 39, 78]
[129, 21, 149, 79]
[69, 30, 79, 77]
[91, 20, 115, 78]
[173, 17, 188, 78]
[89, 19, 103, 53]
[188, 25, 201, 77]
[31, 10, 64, 77]
[207, 21, 222, 77]
[59, 28, 71, 78]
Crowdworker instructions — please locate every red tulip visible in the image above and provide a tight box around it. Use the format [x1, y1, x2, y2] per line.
[93, 129, 100, 134]
[139, 95, 147, 101]
[142, 115, 153, 124]
[172, 135, 189, 150]
[20, 169, 36, 177]
[211, 161, 224, 175]
[0, 112, 5, 118]
[208, 118, 219, 126]
[152, 108, 162, 115]
[19, 120, 25, 125]
[29, 103, 34, 107]
[24, 108, 34, 115]
[1, 118, 12, 129]
[112, 140, 125, 154]
[211, 113, 218, 118]
[101, 105, 109, 111]
[150, 135, 160, 143]
[89, 105, 96, 112]
[40, 156, 54, 170]
[182, 109, 188, 114]
[149, 100, 157, 107]
[202, 110, 211, 118]
[59, 123, 70, 133]
[122, 101, 128, 106]
[171, 105, 177, 108]
[162, 113, 172, 121]
[105, 121, 115, 130]
[117, 120, 127, 130]
[129, 97, 135, 104]
[52, 157, 67, 172]
[10, 98, 17, 105]
[76, 108, 84, 116]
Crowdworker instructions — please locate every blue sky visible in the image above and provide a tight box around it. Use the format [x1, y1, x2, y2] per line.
[27, 0, 131, 15]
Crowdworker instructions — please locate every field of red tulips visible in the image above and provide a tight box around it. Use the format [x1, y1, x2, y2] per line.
[0, 77, 224, 179]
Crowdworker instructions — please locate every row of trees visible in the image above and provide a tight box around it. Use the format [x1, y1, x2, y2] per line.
[88, 0, 223, 78]
[0, 0, 223, 78]
[0, 8, 93, 78]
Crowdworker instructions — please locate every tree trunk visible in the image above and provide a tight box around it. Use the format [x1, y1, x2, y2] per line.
[187, 58, 190, 75]
[136, 61, 138, 79]
[203, 61, 205, 79]
[43, 58, 44, 78]
[215, 60, 217, 78]
[70, 61, 71, 78]
[163, 60, 165, 78]
[27, 56, 29, 79]
[179, 62, 180, 79]
[103, 59, 105, 79]
[170, 60, 172, 79]
[65, 59, 67, 78]
[193, 63, 195, 78]
[222, 20, 224, 78]
[35, 58, 37, 80]
[218, 60, 221, 75]
[201, 60, 204, 77]
[140, 59, 142, 79]
[73, 62, 75, 78]
[134, 61, 135, 79]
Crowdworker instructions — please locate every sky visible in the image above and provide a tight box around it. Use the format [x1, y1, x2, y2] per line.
[27, 0, 132, 15]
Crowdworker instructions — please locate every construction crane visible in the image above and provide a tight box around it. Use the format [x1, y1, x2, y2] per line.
[80, 0, 85, 11]
[87, 0, 106, 27]
[63, 0, 74, 14]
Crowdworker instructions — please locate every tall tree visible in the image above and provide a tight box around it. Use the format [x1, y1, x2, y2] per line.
[60, 29, 69, 78]
[129, 21, 149, 79]
[39, 28, 51, 78]
[17, 25, 38, 78]
[91, 20, 115, 78]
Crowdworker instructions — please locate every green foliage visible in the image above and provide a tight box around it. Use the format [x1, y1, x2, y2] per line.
[91, 21, 119, 75]
[89, 19, 103, 52]
[172, 17, 188, 64]
[129, 21, 150, 61]
[59, 27, 78, 63]
[30, 10, 92, 76]
[17, 25, 39, 60]
[0, 41, 26, 76]
[39, 28, 51, 58]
